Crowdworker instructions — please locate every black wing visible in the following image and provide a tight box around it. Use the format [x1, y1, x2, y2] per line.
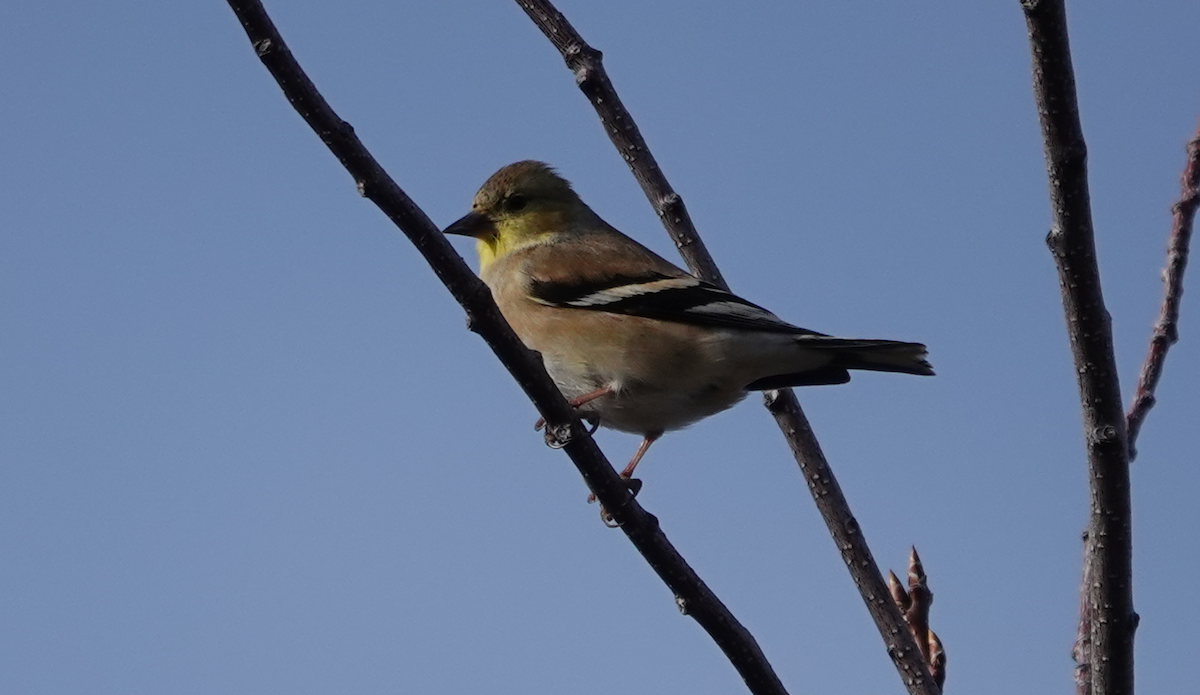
[530, 271, 822, 335]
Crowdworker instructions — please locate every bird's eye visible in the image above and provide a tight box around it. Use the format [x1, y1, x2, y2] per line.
[504, 194, 528, 212]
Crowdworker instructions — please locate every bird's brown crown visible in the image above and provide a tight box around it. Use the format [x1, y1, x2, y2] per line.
[471, 160, 578, 214]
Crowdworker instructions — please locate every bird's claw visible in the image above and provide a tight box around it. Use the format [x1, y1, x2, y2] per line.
[587, 478, 641, 504]
[535, 414, 598, 435]
[588, 476, 642, 527]
[543, 425, 571, 449]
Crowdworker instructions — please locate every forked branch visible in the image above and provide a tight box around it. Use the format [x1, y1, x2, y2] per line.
[225, 2, 786, 693]
[516, 2, 941, 694]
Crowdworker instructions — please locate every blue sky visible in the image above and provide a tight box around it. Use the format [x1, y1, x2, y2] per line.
[3, 2, 1198, 694]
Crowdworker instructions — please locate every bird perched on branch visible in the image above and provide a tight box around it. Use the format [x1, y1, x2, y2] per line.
[444, 161, 932, 494]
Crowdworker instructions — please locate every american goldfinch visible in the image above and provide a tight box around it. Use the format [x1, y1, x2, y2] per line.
[444, 161, 932, 485]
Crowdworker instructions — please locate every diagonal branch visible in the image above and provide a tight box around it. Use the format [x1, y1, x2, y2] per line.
[1125, 116, 1200, 459]
[224, 2, 787, 694]
[514, 0, 727, 289]
[515, 2, 941, 694]
[762, 391, 940, 695]
[1021, 2, 1137, 694]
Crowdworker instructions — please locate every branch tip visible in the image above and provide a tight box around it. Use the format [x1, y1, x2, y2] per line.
[1125, 114, 1199, 456]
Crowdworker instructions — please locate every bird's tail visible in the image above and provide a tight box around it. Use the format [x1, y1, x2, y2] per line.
[745, 337, 933, 390]
[817, 338, 934, 376]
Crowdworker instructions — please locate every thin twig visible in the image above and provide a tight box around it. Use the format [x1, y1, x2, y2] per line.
[515, 3, 941, 694]
[1021, 2, 1137, 694]
[1126, 117, 1200, 459]
[514, 0, 726, 289]
[224, 2, 787, 694]
[763, 392, 940, 695]
[1072, 531, 1093, 695]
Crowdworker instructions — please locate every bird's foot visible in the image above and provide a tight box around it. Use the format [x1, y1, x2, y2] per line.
[535, 387, 613, 433]
[538, 415, 599, 450]
[589, 476, 643, 527]
[535, 414, 599, 435]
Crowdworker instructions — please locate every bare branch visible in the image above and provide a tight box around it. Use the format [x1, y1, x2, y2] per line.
[764, 394, 941, 694]
[225, 2, 787, 693]
[515, 2, 941, 694]
[1021, 2, 1137, 693]
[1126, 117, 1200, 459]
[514, 0, 727, 288]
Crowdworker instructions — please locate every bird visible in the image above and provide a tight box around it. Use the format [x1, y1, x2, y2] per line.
[443, 160, 932, 496]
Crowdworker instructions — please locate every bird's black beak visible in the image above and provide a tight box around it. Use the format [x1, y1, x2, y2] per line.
[442, 211, 496, 239]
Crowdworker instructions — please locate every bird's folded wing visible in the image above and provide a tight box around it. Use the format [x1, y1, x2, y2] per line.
[520, 230, 824, 334]
[529, 270, 820, 335]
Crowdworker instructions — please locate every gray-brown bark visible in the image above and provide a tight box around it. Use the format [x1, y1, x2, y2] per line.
[1021, 2, 1137, 694]
[1126, 118, 1200, 458]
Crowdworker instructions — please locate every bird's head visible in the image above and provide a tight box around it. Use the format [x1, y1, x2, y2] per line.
[443, 161, 586, 271]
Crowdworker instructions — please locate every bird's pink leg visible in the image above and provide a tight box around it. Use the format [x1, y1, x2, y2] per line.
[585, 429, 662, 506]
[594, 431, 664, 527]
[618, 431, 662, 480]
[534, 385, 613, 431]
